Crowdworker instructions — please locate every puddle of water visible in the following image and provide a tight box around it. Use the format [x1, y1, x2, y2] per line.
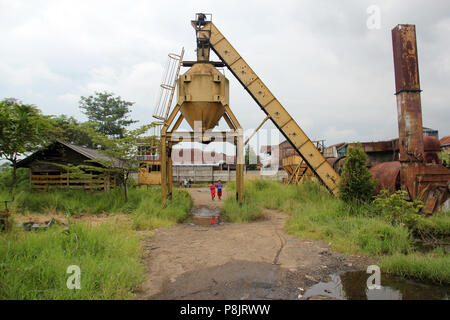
[190, 206, 221, 218]
[190, 206, 222, 225]
[302, 271, 450, 300]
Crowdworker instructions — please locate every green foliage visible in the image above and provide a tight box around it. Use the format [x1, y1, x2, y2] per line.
[338, 144, 376, 204]
[8, 187, 191, 224]
[132, 188, 192, 230]
[0, 166, 29, 192]
[373, 190, 423, 228]
[48, 115, 96, 148]
[245, 145, 258, 170]
[79, 91, 137, 138]
[414, 210, 450, 239]
[85, 124, 153, 201]
[381, 248, 450, 284]
[223, 179, 449, 283]
[441, 152, 449, 168]
[355, 221, 412, 255]
[12, 188, 139, 215]
[0, 98, 52, 193]
[0, 98, 51, 159]
[223, 197, 264, 223]
[0, 221, 145, 299]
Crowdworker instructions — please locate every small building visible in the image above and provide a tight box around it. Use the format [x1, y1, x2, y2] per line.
[333, 139, 399, 167]
[423, 127, 439, 138]
[136, 145, 257, 185]
[17, 141, 122, 191]
[441, 136, 450, 153]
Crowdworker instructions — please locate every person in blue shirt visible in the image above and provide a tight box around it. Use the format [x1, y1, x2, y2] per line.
[216, 180, 223, 200]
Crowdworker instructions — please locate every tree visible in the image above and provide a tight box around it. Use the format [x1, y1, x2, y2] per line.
[338, 144, 376, 204]
[0, 98, 51, 194]
[245, 145, 258, 170]
[79, 91, 137, 138]
[86, 124, 153, 202]
[48, 115, 97, 148]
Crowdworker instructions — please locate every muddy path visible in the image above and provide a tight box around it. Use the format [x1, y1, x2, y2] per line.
[136, 187, 372, 300]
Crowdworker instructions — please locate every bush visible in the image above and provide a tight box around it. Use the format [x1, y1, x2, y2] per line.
[373, 190, 423, 228]
[338, 144, 376, 204]
[0, 167, 29, 192]
[356, 221, 412, 255]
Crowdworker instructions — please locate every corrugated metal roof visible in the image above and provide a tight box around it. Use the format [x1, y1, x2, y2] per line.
[17, 140, 123, 168]
[58, 141, 122, 167]
[440, 136, 450, 146]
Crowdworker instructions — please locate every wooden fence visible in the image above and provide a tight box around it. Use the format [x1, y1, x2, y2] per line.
[30, 173, 115, 191]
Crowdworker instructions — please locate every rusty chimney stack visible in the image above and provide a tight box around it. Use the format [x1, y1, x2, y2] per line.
[391, 24, 450, 213]
[392, 24, 424, 163]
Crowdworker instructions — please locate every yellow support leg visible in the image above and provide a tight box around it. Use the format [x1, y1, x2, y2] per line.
[160, 135, 167, 204]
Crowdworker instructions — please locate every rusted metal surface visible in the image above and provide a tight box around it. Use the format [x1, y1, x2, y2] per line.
[392, 25, 424, 163]
[326, 156, 346, 175]
[392, 24, 450, 213]
[346, 140, 399, 153]
[423, 136, 441, 164]
[392, 25, 421, 94]
[282, 155, 313, 185]
[396, 94, 424, 162]
[423, 136, 441, 152]
[370, 161, 400, 193]
[326, 157, 339, 168]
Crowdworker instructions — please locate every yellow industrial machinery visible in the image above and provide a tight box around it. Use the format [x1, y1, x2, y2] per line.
[282, 141, 325, 185]
[283, 156, 312, 186]
[160, 14, 340, 203]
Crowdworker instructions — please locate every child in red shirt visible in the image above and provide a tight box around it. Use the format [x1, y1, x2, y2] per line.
[209, 183, 216, 200]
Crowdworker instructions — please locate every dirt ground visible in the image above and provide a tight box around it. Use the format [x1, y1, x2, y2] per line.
[136, 187, 372, 300]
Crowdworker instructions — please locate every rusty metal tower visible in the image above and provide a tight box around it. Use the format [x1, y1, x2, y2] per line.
[392, 25, 450, 213]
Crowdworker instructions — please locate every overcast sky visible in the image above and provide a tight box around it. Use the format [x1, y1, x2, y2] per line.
[1, 0, 449, 155]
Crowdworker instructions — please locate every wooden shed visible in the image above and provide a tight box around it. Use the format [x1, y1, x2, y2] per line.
[17, 141, 122, 191]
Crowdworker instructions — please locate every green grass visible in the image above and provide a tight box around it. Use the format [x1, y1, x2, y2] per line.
[2, 186, 192, 231]
[0, 176, 193, 299]
[0, 221, 145, 299]
[222, 180, 268, 223]
[132, 187, 192, 230]
[413, 210, 450, 239]
[380, 248, 450, 285]
[224, 179, 450, 284]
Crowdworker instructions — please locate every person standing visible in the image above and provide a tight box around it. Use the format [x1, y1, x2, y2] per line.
[209, 182, 216, 200]
[216, 180, 223, 200]
[188, 178, 192, 188]
[184, 178, 188, 188]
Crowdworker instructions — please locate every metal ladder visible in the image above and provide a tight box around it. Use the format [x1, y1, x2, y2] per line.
[152, 48, 185, 122]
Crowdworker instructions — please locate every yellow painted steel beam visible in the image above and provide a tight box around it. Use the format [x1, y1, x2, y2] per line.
[223, 112, 236, 130]
[170, 114, 184, 133]
[205, 22, 340, 195]
[245, 115, 270, 145]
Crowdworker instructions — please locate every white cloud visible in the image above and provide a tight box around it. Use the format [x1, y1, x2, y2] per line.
[0, 0, 449, 147]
